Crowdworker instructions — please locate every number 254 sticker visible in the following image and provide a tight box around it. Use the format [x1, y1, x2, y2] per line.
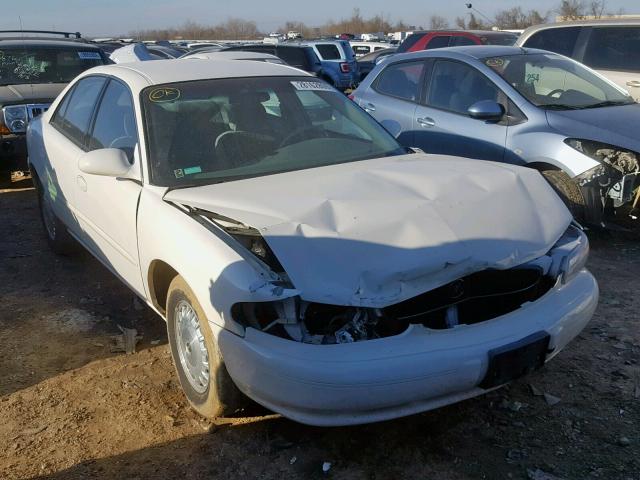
[148, 87, 181, 103]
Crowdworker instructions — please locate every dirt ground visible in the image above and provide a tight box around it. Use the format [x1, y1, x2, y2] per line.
[1, 184, 639, 480]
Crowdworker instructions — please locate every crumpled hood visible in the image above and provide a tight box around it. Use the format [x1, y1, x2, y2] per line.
[0, 83, 66, 105]
[165, 154, 571, 307]
[546, 104, 640, 152]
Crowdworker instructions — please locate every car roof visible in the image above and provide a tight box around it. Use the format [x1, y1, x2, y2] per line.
[184, 51, 281, 61]
[81, 58, 311, 91]
[0, 38, 101, 48]
[407, 30, 517, 37]
[389, 45, 542, 62]
[524, 17, 640, 33]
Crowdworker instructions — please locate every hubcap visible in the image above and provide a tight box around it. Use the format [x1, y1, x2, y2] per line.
[41, 194, 57, 240]
[174, 300, 210, 394]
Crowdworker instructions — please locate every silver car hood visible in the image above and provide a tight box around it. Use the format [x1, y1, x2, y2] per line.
[546, 104, 640, 151]
[165, 154, 571, 307]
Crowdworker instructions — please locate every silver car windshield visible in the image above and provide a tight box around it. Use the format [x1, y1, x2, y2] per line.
[484, 53, 635, 110]
[142, 76, 405, 187]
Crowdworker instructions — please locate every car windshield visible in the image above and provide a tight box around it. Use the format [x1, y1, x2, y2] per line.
[0, 46, 105, 85]
[142, 76, 406, 187]
[485, 52, 635, 109]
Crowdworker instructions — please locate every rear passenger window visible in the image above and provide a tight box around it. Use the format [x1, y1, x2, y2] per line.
[583, 27, 640, 73]
[522, 27, 581, 58]
[450, 36, 476, 47]
[88, 80, 137, 162]
[277, 47, 306, 68]
[375, 61, 425, 102]
[427, 60, 499, 114]
[316, 44, 341, 60]
[52, 76, 106, 147]
[425, 36, 451, 50]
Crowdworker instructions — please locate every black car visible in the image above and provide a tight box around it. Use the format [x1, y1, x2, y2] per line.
[0, 31, 109, 183]
[219, 44, 323, 77]
[356, 47, 396, 81]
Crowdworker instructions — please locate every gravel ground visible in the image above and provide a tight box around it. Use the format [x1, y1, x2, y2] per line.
[0, 185, 639, 480]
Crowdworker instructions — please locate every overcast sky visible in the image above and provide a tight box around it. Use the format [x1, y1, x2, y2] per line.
[1, 0, 637, 36]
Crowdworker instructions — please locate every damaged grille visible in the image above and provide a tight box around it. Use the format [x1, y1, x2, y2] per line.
[238, 267, 556, 344]
[383, 267, 553, 330]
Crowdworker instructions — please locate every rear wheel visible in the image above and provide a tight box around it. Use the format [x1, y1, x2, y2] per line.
[166, 276, 246, 418]
[541, 169, 587, 223]
[36, 179, 77, 255]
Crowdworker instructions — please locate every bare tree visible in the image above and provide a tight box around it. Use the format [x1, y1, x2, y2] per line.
[494, 7, 547, 29]
[429, 15, 449, 30]
[589, 0, 606, 18]
[558, 0, 586, 20]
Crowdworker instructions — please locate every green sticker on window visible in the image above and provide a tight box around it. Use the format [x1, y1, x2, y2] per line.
[183, 166, 202, 175]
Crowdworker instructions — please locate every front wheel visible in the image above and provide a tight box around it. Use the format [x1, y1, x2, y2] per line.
[541, 169, 587, 223]
[166, 276, 246, 418]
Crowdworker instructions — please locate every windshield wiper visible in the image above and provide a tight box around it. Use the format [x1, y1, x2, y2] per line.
[576, 100, 635, 109]
[539, 103, 581, 111]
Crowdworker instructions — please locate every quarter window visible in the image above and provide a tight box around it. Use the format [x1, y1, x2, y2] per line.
[583, 27, 640, 73]
[425, 36, 451, 50]
[375, 61, 425, 102]
[52, 76, 106, 147]
[427, 61, 499, 114]
[316, 44, 341, 60]
[88, 80, 137, 162]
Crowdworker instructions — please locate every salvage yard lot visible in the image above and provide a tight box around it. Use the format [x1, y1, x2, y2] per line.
[0, 185, 639, 480]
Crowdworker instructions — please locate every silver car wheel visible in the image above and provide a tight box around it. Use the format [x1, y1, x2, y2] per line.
[174, 300, 210, 394]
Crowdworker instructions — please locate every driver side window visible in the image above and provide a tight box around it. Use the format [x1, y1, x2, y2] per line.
[87, 80, 137, 163]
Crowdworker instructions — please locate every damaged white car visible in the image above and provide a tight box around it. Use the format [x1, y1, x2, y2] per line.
[27, 59, 599, 426]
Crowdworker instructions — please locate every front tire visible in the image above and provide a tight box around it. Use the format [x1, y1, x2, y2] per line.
[166, 275, 245, 418]
[541, 169, 587, 223]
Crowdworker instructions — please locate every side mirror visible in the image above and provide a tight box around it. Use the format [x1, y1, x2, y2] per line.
[467, 100, 505, 121]
[78, 148, 131, 177]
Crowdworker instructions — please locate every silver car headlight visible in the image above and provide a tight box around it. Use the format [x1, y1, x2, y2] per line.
[560, 228, 589, 284]
[2, 105, 28, 133]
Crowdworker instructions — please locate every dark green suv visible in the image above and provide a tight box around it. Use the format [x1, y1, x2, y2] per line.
[0, 31, 108, 184]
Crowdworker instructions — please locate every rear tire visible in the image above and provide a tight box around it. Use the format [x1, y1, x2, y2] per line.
[166, 275, 246, 418]
[36, 178, 77, 255]
[541, 169, 586, 223]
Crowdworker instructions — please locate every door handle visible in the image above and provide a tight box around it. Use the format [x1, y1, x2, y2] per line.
[417, 117, 436, 127]
[363, 102, 376, 113]
[626, 80, 640, 88]
[77, 175, 87, 192]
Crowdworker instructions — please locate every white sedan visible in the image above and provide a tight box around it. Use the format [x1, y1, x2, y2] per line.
[27, 59, 598, 426]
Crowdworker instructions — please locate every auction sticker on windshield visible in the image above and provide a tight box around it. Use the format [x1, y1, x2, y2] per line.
[77, 51, 102, 60]
[291, 81, 335, 92]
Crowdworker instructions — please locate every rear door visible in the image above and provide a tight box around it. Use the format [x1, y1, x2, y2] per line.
[74, 78, 145, 294]
[413, 59, 507, 161]
[360, 60, 426, 146]
[580, 26, 640, 101]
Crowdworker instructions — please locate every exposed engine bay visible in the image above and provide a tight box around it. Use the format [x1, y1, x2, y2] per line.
[572, 140, 640, 211]
[177, 193, 582, 345]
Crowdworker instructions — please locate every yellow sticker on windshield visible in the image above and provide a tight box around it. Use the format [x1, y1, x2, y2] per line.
[485, 58, 505, 68]
[148, 87, 181, 103]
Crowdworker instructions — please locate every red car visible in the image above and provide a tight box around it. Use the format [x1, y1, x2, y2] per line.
[397, 30, 518, 53]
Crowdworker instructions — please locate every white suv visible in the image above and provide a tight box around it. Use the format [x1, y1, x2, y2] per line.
[518, 19, 640, 100]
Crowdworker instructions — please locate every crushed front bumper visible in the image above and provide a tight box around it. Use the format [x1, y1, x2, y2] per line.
[218, 270, 598, 426]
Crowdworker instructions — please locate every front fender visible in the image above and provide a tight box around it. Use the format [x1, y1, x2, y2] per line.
[137, 188, 296, 337]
